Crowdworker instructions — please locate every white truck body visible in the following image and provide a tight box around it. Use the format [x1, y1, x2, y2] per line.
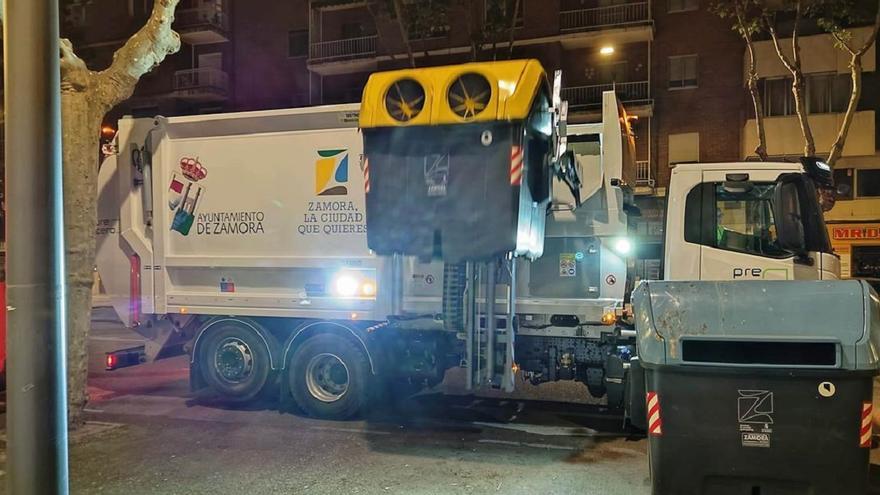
[97, 100, 629, 331]
[96, 92, 838, 418]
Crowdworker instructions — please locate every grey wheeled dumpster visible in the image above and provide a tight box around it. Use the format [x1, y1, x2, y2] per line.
[632, 280, 880, 495]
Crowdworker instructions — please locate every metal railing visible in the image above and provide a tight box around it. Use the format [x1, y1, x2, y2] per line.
[173, 68, 230, 95]
[560, 2, 650, 31]
[310, 35, 378, 62]
[175, 3, 229, 33]
[561, 80, 650, 111]
[635, 160, 653, 185]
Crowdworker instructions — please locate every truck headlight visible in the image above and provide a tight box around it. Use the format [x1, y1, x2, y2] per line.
[334, 274, 359, 297]
[613, 238, 632, 256]
[332, 271, 377, 298]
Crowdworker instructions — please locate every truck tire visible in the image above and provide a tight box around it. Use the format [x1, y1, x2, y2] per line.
[198, 321, 272, 403]
[289, 333, 370, 420]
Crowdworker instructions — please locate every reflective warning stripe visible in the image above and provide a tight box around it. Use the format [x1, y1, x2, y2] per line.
[364, 157, 371, 194]
[509, 146, 523, 186]
[860, 402, 872, 448]
[647, 392, 663, 437]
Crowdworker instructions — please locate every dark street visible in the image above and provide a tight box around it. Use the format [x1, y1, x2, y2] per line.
[6, 308, 651, 494]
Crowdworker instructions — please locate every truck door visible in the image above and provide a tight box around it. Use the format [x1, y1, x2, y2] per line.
[695, 170, 817, 281]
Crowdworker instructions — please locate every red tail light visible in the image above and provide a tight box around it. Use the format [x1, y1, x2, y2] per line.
[129, 254, 141, 326]
[106, 353, 118, 370]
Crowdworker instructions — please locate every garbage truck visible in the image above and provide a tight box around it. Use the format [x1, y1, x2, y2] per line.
[96, 60, 839, 419]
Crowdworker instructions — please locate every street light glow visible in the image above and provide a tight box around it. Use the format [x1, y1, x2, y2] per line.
[600, 46, 615, 55]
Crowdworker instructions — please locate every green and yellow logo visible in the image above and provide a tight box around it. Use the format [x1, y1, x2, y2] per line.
[316, 149, 349, 196]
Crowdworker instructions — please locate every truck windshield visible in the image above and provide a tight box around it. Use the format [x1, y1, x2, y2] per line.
[712, 180, 831, 257]
[715, 183, 788, 257]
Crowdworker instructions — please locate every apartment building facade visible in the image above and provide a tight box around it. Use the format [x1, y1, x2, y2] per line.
[739, 27, 880, 280]
[68, 0, 880, 281]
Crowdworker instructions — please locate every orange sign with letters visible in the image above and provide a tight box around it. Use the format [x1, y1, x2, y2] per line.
[830, 224, 880, 242]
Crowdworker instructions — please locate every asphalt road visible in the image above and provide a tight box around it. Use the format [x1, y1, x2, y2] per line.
[75, 308, 650, 494]
[5, 308, 880, 494]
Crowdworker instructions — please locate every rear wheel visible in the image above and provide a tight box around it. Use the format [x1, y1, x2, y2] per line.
[198, 320, 272, 403]
[289, 333, 371, 420]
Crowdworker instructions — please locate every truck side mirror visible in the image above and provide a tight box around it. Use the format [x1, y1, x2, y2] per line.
[773, 179, 806, 254]
[554, 150, 581, 207]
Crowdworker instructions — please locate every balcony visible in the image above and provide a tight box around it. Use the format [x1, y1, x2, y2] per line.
[308, 35, 379, 75]
[562, 81, 651, 114]
[558, 2, 652, 46]
[172, 68, 230, 102]
[635, 160, 653, 186]
[175, 3, 229, 45]
[561, 2, 649, 31]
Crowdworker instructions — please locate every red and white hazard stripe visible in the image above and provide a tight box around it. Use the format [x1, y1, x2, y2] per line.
[509, 145, 523, 186]
[860, 402, 872, 448]
[646, 392, 663, 437]
[363, 156, 371, 194]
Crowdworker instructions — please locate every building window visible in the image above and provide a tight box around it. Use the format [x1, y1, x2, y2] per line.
[668, 0, 698, 13]
[762, 74, 852, 116]
[763, 77, 794, 117]
[288, 29, 309, 58]
[484, 0, 524, 29]
[808, 73, 851, 114]
[834, 168, 854, 200]
[668, 132, 699, 166]
[857, 169, 880, 198]
[62, 3, 88, 28]
[852, 246, 880, 279]
[668, 55, 697, 89]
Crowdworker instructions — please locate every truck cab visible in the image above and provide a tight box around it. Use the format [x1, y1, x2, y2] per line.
[663, 159, 838, 281]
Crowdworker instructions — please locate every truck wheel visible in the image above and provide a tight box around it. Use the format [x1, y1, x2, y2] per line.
[289, 333, 370, 420]
[198, 321, 272, 403]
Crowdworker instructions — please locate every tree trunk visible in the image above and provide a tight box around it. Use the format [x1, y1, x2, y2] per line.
[736, 6, 767, 161]
[827, 56, 862, 167]
[60, 89, 104, 428]
[365, 1, 399, 64]
[791, 70, 815, 157]
[392, 0, 416, 68]
[826, 0, 880, 167]
[56, 0, 182, 427]
[507, 0, 521, 59]
[767, 3, 815, 158]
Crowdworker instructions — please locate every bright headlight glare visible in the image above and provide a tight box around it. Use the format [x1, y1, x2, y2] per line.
[614, 238, 632, 255]
[334, 274, 359, 297]
[361, 281, 377, 296]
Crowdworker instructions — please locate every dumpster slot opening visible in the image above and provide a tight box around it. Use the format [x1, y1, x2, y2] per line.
[682, 340, 837, 366]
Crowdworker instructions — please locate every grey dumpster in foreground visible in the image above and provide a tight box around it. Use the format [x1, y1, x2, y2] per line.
[632, 280, 880, 495]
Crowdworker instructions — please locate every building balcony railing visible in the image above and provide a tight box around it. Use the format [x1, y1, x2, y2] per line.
[560, 2, 650, 32]
[562, 80, 650, 112]
[310, 35, 378, 62]
[173, 68, 230, 102]
[635, 160, 653, 186]
[175, 3, 229, 44]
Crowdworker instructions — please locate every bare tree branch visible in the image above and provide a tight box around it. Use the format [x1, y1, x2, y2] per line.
[96, 0, 182, 109]
[59, 38, 90, 94]
[826, 0, 880, 166]
[767, 22, 796, 73]
[392, 0, 417, 67]
[767, 5, 815, 157]
[734, 2, 768, 160]
[507, 0, 521, 59]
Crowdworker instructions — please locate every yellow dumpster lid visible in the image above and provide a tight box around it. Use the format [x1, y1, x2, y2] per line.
[359, 59, 550, 128]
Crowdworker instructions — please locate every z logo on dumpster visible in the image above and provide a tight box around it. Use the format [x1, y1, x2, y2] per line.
[738, 390, 774, 424]
[738, 390, 774, 448]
